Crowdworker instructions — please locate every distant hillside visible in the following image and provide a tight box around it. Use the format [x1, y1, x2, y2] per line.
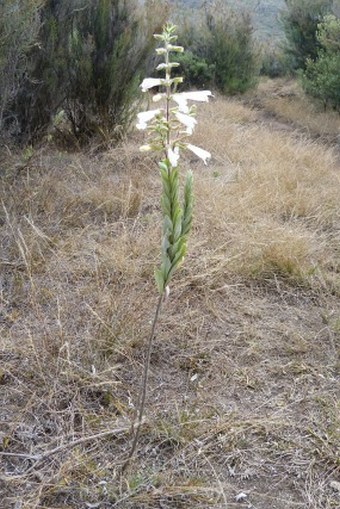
[174, 0, 285, 42]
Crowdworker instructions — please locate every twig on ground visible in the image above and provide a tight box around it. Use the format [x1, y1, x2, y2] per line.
[1, 424, 132, 479]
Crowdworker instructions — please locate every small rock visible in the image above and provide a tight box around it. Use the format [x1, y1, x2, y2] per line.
[235, 492, 247, 502]
[330, 480, 340, 494]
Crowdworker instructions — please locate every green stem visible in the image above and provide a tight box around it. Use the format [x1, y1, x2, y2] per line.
[122, 291, 164, 471]
[165, 43, 171, 157]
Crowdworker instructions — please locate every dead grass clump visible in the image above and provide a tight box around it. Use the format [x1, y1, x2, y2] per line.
[228, 223, 319, 282]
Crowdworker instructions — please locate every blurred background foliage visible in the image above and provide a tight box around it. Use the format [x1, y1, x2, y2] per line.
[1, 0, 339, 147]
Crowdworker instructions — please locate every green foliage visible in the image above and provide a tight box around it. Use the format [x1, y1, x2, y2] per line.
[176, 1, 259, 94]
[260, 45, 289, 77]
[317, 12, 340, 50]
[302, 14, 340, 111]
[175, 51, 215, 88]
[281, 0, 333, 70]
[0, 0, 43, 138]
[8, 0, 167, 143]
[155, 163, 193, 293]
[206, 5, 259, 94]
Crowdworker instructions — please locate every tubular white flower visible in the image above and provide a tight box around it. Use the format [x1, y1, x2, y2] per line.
[167, 44, 184, 52]
[173, 90, 213, 113]
[186, 144, 211, 165]
[156, 62, 180, 71]
[172, 94, 189, 113]
[152, 93, 165, 103]
[175, 112, 197, 135]
[167, 146, 180, 167]
[182, 90, 213, 102]
[156, 63, 169, 71]
[136, 109, 161, 130]
[140, 78, 163, 92]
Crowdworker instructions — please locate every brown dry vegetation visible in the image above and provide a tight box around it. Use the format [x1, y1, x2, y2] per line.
[249, 78, 340, 145]
[1, 85, 339, 508]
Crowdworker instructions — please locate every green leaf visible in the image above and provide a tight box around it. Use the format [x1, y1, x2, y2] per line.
[172, 241, 186, 268]
[161, 194, 171, 216]
[169, 236, 185, 261]
[182, 171, 194, 236]
[173, 207, 183, 242]
[163, 215, 173, 235]
[159, 161, 169, 173]
[154, 269, 165, 294]
[161, 235, 171, 254]
[161, 255, 172, 283]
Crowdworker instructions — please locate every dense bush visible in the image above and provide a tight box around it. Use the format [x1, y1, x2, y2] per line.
[206, 5, 259, 94]
[176, 1, 259, 95]
[281, 0, 333, 71]
[302, 14, 340, 111]
[3, 0, 166, 144]
[260, 46, 289, 78]
[0, 0, 43, 137]
[175, 51, 215, 89]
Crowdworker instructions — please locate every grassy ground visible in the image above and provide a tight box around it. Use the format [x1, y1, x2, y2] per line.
[1, 84, 339, 508]
[248, 78, 340, 145]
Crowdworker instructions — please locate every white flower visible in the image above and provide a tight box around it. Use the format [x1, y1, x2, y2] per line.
[175, 111, 197, 135]
[140, 78, 163, 92]
[156, 62, 180, 71]
[186, 143, 211, 165]
[167, 146, 180, 167]
[182, 90, 213, 102]
[167, 44, 184, 53]
[155, 47, 167, 55]
[173, 91, 213, 113]
[136, 109, 161, 130]
[152, 93, 165, 103]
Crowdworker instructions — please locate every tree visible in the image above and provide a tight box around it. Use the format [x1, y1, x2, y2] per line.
[11, 0, 167, 143]
[0, 0, 43, 137]
[176, 1, 259, 95]
[281, 0, 333, 70]
[302, 14, 340, 111]
[206, 4, 259, 94]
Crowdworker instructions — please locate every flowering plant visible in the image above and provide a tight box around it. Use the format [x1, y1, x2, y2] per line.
[137, 23, 212, 295]
[124, 24, 211, 468]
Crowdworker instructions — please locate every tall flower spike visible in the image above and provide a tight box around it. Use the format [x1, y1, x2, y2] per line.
[137, 23, 212, 293]
[124, 22, 213, 472]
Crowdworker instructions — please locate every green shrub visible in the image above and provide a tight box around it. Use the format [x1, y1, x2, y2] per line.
[260, 46, 289, 78]
[12, 0, 167, 143]
[176, 1, 259, 95]
[280, 0, 333, 71]
[206, 6, 259, 94]
[175, 51, 215, 88]
[302, 14, 340, 111]
[0, 0, 43, 138]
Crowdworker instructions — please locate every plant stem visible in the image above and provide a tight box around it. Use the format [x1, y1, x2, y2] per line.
[123, 291, 164, 471]
[165, 42, 171, 152]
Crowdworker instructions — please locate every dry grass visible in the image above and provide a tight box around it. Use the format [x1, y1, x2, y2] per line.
[248, 78, 340, 143]
[1, 92, 339, 508]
